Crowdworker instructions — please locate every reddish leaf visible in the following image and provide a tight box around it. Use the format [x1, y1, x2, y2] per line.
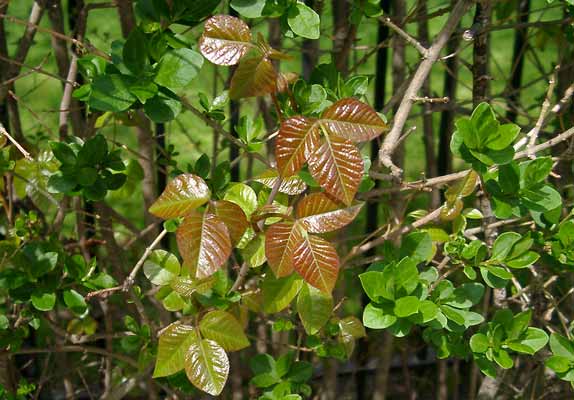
[199, 15, 252, 66]
[440, 199, 464, 221]
[293, 233, 339, 294]
[229, 54, 277, 99]
[276, 116, 321, 177]
[308, 135, 363, 205]
[251, 204, 292, 224]
[149, 174, 210, 219]
[265, 221, 305, 278]
[212, 200, 249, 245]
[296, 193, 363, 233]
[445, 170, 479, 202]
[254, 169, 307, 195]
[321, 98, 387, 142]
[176, 211, 232, 278]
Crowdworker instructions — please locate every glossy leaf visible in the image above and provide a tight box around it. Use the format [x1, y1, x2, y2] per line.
[199, 15, 252, 66]
[153, 322, 197, 377]
[265, 221, 305, 278]
[143, 249, 180, 286]
[254, 169, 307, 195]
[185, 338, 229, 396]
[292, 233, 339, 294]
[262, 273, 304, 313]
[154, 48, 203, 90]
[287, 2, 320, 39]
[320, 98, 387, 142]
[212, 200, 249, 245]
[229, 53, 277, 99]
[308, 135, 363, 205]
[170, 275, 216, 297]
[295, 192, 363, 233]
[297, 283, 333, 335]
[276, 116, 321, 177]
[223, 183, 258, 217]
[199, 310, 249, 351]
[149, 174, 210, 219]
[176, 211, 232, 278]
[445, 170, 479, 203]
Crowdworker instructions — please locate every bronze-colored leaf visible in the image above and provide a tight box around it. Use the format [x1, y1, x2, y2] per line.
[199, 15, 252, 66]
[212, 200, 249, 245]
[184, 338, 229, 396]
[276, 116, 321, 177]
[320, 98, 387, 142]
[149, 174, 210, 219]
[276, 72, 299, 93]
[440, 199, 464, 221]
[265, 221, 305, 278]
[251, 204, 292, 225]
[176, 211, 232, 278]
[229, 54, 277, 99]
[445, 170, 479, 202]
[292, 233, 339, 294]
[308, 135, 363, 205]
[296, 193, 363, 233]
[254, 169, 307, 195]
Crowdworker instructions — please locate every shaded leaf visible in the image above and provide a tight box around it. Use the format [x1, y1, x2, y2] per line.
[153, 322, 197, 378]
[254, 169, 307, 195]
[297, 283, 333, 335]
[296, 192, 363, 233]
[149, 174, 210, 219]
[185, 338, 229, 396]
[212, 200, 249, 245]
[229, 53, 277, 99]
[262, 273, 304, 313]
[144, 249, 180, 286]
[276, 116, 321, 177]
[320, 98, 387, 142]
[292, 233, 339, 294]
[199, 310, 249, 351]
[199, 15, 252, 65]
[170, 276, 216, 298]
[308, 135, 363, 205]
[154, 48, 203, 90]
[176, 211, 232, 278]
[287, 2, 320, 39]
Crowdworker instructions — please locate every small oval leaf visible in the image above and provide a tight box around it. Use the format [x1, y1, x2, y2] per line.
[199, 15, 252, 66]
[149, 174, 210, 219]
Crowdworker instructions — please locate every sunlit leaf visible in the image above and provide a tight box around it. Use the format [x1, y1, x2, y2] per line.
[265, 221, 305, 278]
[199, 15, 252, 66]
[320, 98, 387, 142]
[212, 200, 249, 245]
[292, 233, 339, 294]
[276, 116, 321, 177]
[297, 283, 333, 335]
[176, 211, 232, 278]
[296, 192, 363, 233]
[339, 316, 366, 356]
[254, 169, 307, 195]
[153, 322, 198, 377]
[144, 249, 180, 286]
[445, 170, 479, 203]
[149, 174, 210, 219]
[185, 338, 229, 396]
[199, 310, 249, 351]
[262, 273, 304, 313]
[308, 135, 363, 205]
[170, 275, 216, 298]
[229, 53, 277, 99]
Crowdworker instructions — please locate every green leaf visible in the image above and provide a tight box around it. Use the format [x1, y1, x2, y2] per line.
[440, 305, 465, 326]
[493, 349, 513, 369]
[184, 338, 229, 396]
[546, 355, 571, 373]
[521, 184, 562, 212]
[486, 123, 520, 150]
[400, 232, 432, 264]
[506, 251, 539, 268]
[162, 291, 186, 311]
[470, 333, 489, 353]
[63, 290, 87, 315]
[123, 27, 148, 75]
[297, 283, 333, 335]
[394, 296, 420, 318]
[508, 327, 548, 355]
[89, 74, 136, 112]
[231, 0, 266, 18]
[475, 356, 497, 378]
[224, 183, 258, 217]
[199, 310, 249, 351]
[550, 333, 574, 361]
[520, 157, 553, 188]
[51, 142, 76, 165]
[491, 232, 522, 261]
[363, 302, 396, 329]
[153, 322, 198, 377]
[395, 257, 419, 295]
[154, 48, 203, 90]
[359, 269, 394, 301]
[144, 92, 182, 122]
[262, 273, 303, 313]
[31, 290, 56, 311]
[287, 2, 320, 39]
[418, 300, 438, 323]
[144, 249, 181, 286]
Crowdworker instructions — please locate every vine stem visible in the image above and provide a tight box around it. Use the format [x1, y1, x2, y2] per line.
[229, 176, 283, 293]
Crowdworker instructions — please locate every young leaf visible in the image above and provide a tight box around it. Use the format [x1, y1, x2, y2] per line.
[394, 296, 420, 318]
[265, 221, 305, 278]
[149, 174, 210, 219]
[212, 200, 249, 245]
[199, 310, 249, 351]
[307, 135, 363, 205]
[295, 192, 363, 233]
[170, 276, 216, 298]
[297, 283, 333, 335]
[262, 273, 304, 313]
[276, 116, 321, 177]
[292, 233, 340, 294]
[549, 333, 574, 360]
[254, 169, 307, 195]
[176, 211, 232, 278]
[184, 338, 229, 396]
[143, 249, 181, 286]
[153, 322, 198, 378]
[320, 98, 387, 142]
[229, 54, 277, 99]
[363, 302, 397, 329]
[199, 15, 252, 66]
[491, 232, 522, 261]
